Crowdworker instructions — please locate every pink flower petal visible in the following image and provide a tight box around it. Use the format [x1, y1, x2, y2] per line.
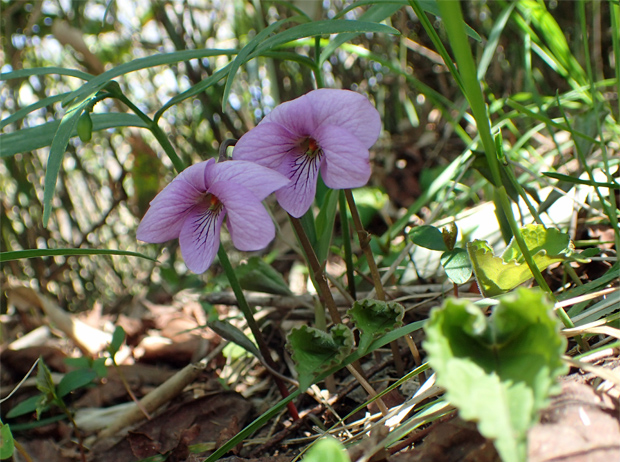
[233, 122, 299, 170]
[178, 203, 225, 273]
[136, 172, 205, 243]
[209, 181, 276, 251]
[262, 95, 320, 137]
[274, 148, 324, 218]
[307, 89, 381, 148]
[206, 159, 290, 201]
[314, 124, 371, 189]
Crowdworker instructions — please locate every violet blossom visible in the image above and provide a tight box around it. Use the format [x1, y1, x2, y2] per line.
[137, 158, 289, 273]
[232, 89, 381, 217]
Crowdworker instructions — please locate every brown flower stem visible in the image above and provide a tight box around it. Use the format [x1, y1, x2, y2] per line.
[289, 214, 386, 404]
[289, 215, 342, 324]
[344, 189, 405, 376]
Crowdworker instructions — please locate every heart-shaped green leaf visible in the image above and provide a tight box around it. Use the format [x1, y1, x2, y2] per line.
[348, 299, 404, 354]
[287, 324, 354, 390]
[424, 288, 567, 462]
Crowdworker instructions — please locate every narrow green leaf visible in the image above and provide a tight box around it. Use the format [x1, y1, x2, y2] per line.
[6, 395, 45, 419]
[0, 93, 68, 129]
[315, 188, 339, 265]
[257, 20, 399, 58]
[0, 113, 150, 158]
[209, 320, 261, 359]
[222, 18, 295, 111]
[0, 67, 93, 81]
[542, 172, 620, 189]
[57, 370, 97, 398]
[477, 3, 516, 80]
[155, 64, 231, 121]
[62, 49, 238, 108]
[0, 248, 157, 263]
[321, 3, 403, 64]
[424, 288, 567, 462]
[409, 225, 448, 251]
[236, 257, 292, 296]
[288, 324, 354, 390]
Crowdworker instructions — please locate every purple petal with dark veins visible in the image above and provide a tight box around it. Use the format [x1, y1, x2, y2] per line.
[314, 124, 371, 189]
[178, 202, 225, 274]
[206, 159, 290, 201]
[274, 147, 324, 218]
[136, 163, 209, 243]
[209, 181, 276, 251]
[232, 122, 299, 170]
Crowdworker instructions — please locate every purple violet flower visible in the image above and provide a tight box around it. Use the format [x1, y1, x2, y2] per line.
[232, 89, 381, 217]
[137, 158, 289, 273]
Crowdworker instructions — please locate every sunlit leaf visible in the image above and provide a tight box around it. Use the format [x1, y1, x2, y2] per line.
[424, 288, 567, 462]
[467, 225, 576, 297]
[302, 436, 350, 462]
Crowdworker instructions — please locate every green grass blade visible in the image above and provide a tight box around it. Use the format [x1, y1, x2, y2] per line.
[222, 18, 295, 111]
[154, 64, 231, 122]
[477, 3, 516, 80]
[0, 248, 157, 262]
[256, 19, 400, 57]
[0, 113, 150, 158]
[321, 3, 403, 64]
[0, 93, 69, 129]
[0, 67, 93, 81]
[62, 49, 238, 108]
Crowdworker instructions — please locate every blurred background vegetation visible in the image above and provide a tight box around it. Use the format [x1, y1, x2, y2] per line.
[1, 0, 618, 315]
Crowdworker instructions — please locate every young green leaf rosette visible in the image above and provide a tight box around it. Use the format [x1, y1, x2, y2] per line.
[423, 288, 567, 462]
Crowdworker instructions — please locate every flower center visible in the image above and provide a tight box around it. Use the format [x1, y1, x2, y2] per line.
[200, 193, 223, 212]
[301, 137, 322, 158]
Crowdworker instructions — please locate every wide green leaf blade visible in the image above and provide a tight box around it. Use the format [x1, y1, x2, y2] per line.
[424, 289, 567, 462]
[1, 113, 150, 158]
[0, 248, 157, 262]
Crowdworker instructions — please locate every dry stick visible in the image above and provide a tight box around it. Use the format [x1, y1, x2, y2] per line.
[344, 189, 405, 376]
[289, 215, 388, 411]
